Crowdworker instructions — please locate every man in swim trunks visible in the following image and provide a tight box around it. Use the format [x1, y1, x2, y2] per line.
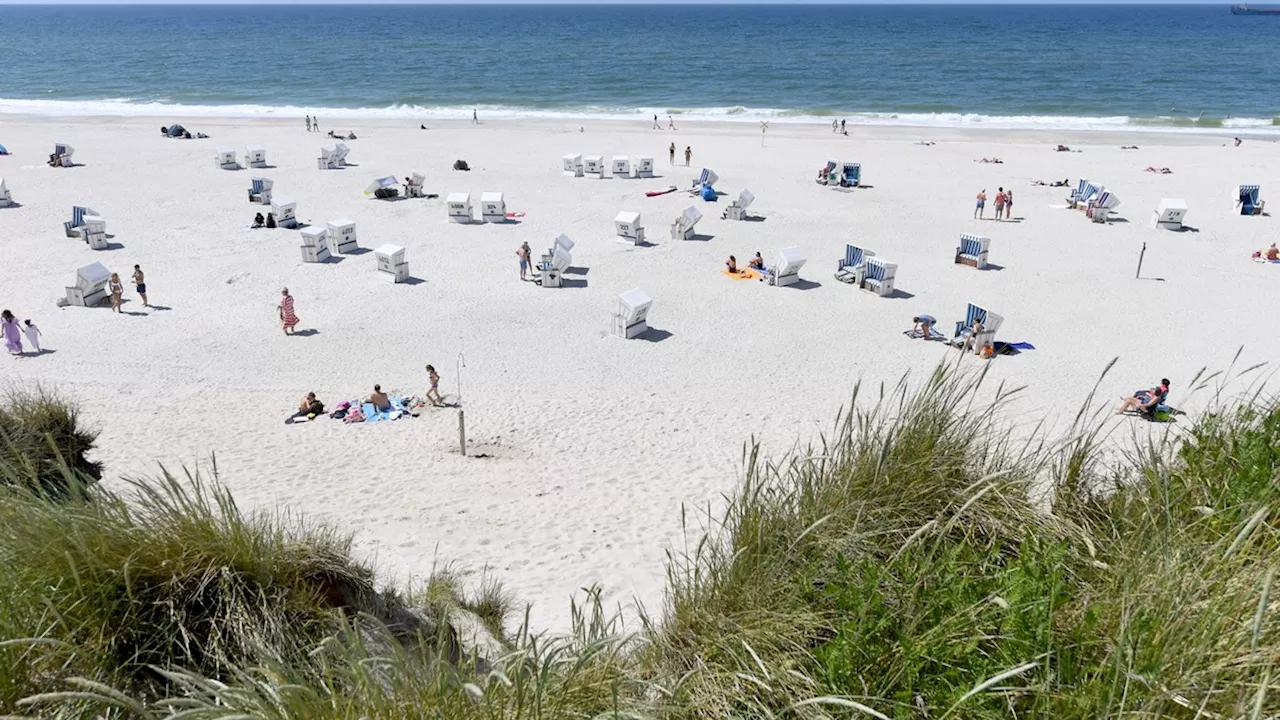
[974, 189, 987, 219]
[132, 264, 149, 307]
[368, 385, 392, 412]
[517, 241, 532, 281]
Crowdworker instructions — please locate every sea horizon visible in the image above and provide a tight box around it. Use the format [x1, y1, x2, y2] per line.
[1, 3, 1277, 134]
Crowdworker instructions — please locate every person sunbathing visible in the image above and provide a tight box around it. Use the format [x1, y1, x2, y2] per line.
[748, 252, 764, 270]
[1055, 145, 1071, 152]
[1262, 243, 1280, 261]
[368, 385, 392, 412]
[725, 255, 740, 274]
[960, 319, 985, 355]
[1145, 166, 1173, 174]
[297, 392, 324, 417]
[1116, 379, 1169, 416]
[252, 212, 265, 228]
[1121, 145, 1139, 150]
[1052, 179, 1070, 187]
[976, 157, 1003, 164]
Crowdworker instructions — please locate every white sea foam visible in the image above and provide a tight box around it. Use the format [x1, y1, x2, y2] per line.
[0, 97, 1275, 136]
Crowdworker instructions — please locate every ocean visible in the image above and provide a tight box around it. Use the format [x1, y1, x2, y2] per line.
[1, 3, 1278, 133]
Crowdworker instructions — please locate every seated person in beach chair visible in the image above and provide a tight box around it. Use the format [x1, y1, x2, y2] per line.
[1116, 378, 1170, 417]
[252, 212, 265, 228]
[748, 252, 765, 270]
[954, 318, 985, 355]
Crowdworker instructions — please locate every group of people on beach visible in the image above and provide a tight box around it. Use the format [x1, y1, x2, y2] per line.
[1, 310, 41, 356]
[724, 252, 766, 276]
[304, 115, 321, 132]
[290, 366, 445, 423]
[831, 118, 848, 136]
[652, 114, 677, 130]
[973, 188, 1013, 220]
[106, 265, 149, 314]
[669, 142, 692, 166]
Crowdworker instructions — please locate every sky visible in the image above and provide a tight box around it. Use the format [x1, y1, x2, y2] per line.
[0, 0, 1244, 4]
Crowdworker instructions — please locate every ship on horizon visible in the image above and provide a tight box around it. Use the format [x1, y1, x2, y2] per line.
[1231, 5, 1280, 14]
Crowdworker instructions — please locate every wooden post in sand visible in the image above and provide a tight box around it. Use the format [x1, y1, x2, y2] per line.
[1135, 241, 1147, 279]
[458, 409, 467, 456]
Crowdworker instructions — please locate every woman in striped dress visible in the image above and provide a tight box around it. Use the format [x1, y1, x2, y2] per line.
[277, 288, 299, 335]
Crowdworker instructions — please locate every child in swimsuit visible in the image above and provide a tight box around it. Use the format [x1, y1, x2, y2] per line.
[425, 364, 444, 407]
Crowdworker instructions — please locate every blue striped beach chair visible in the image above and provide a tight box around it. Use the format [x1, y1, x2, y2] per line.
[64, 205, 91, 237]
[52, 142, 75, 167]
[835, 243, 873, 283]
[841, 162, 861, 187]
[952, 302, 1004, 356]
[860, 256, 897, 297]
[1237, 185, 1263, 215]
[1068, 178, 1088, 205]
[816, 160, 838, 186]
[954, 233, 990, 269]
[1073, 182, 1102, 209]
[1088, 190, 1121, 222]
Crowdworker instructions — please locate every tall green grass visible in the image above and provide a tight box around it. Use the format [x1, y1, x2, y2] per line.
[1, 364, 1277, 718]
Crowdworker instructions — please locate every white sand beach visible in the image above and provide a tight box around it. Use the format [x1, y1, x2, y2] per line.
[1, 114, 1276, 631]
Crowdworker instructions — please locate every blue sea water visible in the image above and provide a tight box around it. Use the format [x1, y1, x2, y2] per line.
[0, 4, 1277, 132]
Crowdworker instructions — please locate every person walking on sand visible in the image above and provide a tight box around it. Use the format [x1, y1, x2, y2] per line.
[1, 310, 22, 355]
[668, 114, 676, 130]
[22, 319, 41, 354]
[684, 146, 692, 167]
[994, 187, 1006, 221]
[472, 108, 479, 124]
[841, 118, 846, 133]
[278, 288, 299, 335]
[425, 364, 444, 407]
[832, 119, 838, 133]
[132, 264, 149, 308]
[1004, 188, 1013, 218]
[313, 116, 320, 133]
[305, 115, 311, 132]
[109, 272, 124, 313]
[653, 113, 660, 130]
[974, 189, 987, 219]
[517, 241, 533, 281]
[669, 142, 676, 165]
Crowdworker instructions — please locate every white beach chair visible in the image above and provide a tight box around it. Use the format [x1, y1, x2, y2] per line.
[722, 189, 755, 221]
[406, 172, 426, 198]
[270, 197, 298, 229]
[611, 156, 631, 179]
[1071, 181, 1102, 209]
[841, 162, 862, 188]
[0, 178, 11, 208]
[1153, 198, 1188, 230]
[691, 168, 719, 193]
[1088, 191, 1121, 223]
[480, 192, 506, 223]
[317, 143, 349, 170]
[860, 257, 897, 297]
[955, 233, 990, 269]
[562, 153, 583, 178]
[835, 243, 874, 284]
[327, 218, 358, 255]
[447, 192, 474, 223]
[52, 143, 75, 167]
[299, 226, 332, 263]
[365, 175, 401, 199]
[768, 247, 807, 287]
[583, 155, 605, 179]
[634, 156, 654, 179]
[537, 236, 573, 288]
[248, 177, 273, 205]
[333, 143, 350, 167]
[244, 145, 267, 168]
[64, 262, 111, 307]
[375, 244, 409, 283]
[1236, 185, 1264, 215]
[953, 303, 1004, 357]
[614, 211, 645, 244]
[215, 147, 239, 170]
[669, 205, 703, 241]
[63, 206, 106, 248]
[611, 289, 653, 339]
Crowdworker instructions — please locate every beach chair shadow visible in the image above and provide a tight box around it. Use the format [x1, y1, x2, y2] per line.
[565, 266, 589, 276]
[321, 255, 346, 264]
[885, 288, 916, 300]
[742, 215, 767, 223]
[0, 202, 23, 210]
[788, 279, 822, 291]
[561, 278, 589, 289]
[978, 263, 1005, 272]
[637, 328, 673, 343]
[687, 233, 715, 242]
[343, 247, 373, 256]
[402, 277, 426, 286]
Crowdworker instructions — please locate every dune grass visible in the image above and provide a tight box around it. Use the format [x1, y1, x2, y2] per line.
[0, 364, 1277, 718]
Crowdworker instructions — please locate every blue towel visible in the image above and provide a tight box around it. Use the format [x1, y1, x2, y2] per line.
[1008, 342, 1036, 351]
[701, 185, 717, 201]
